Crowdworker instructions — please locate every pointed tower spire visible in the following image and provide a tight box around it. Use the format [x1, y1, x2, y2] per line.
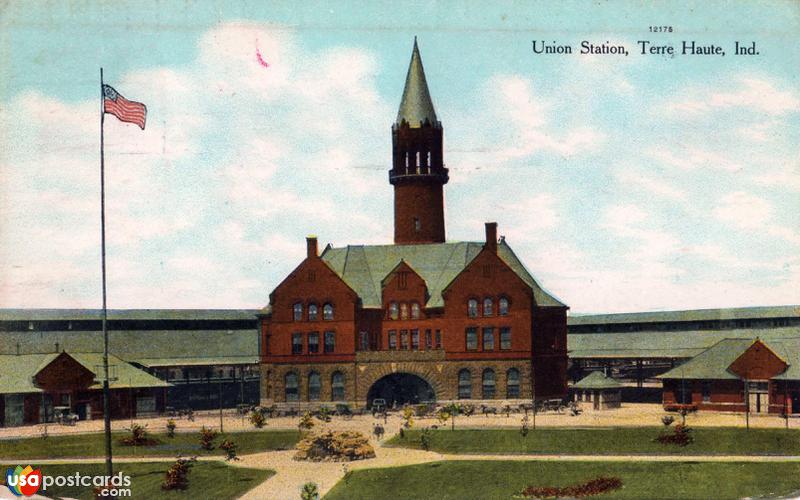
[396, 37, 438, 127]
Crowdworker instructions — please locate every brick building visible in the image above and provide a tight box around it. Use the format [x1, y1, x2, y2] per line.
[259, 40, 568, 410]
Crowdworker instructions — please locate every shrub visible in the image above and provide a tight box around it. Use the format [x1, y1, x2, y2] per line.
[656, 423, 694, 446]
[166, 419, 177, 438]
[294, 431, 376, 462]
[299, 412, 315, 430]
[199, 426, 218, 450]
[119, 424, 158, 446]
[520, 415, 530, 437]
[316, 406, 332, 422]
[402, 407, 415, 429]
[250, 410, 266, 428]
[519, 476, 623, 498]
[220, 439, 240, 461]
[161, 456, 196, 491]
[419, 427, 432, 451]
[661, 415, 675, 427]
[300, 482, 319, 500]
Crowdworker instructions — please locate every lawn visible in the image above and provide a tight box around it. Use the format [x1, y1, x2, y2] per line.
[325, 460, 800, 500]
[387, 427, 800, 455]
[0, 429, 301, 460]
[20, 461, 271, 500]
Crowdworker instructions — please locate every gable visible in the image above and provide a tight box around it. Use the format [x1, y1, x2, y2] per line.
[269, 256, 359, 319]
[728, 339, 788, 380]
[34, 352, 95, 391]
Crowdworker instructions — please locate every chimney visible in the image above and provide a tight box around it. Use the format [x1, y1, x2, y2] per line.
[485, 222, 498, 253]
[306, 236, 318, 258]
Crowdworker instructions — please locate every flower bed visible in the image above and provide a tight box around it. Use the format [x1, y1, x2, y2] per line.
[518, 477, 623, 498]
[294, 431, 376, 462]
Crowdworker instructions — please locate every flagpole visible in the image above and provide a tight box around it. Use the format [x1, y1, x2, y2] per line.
[100, 67, 114, 479]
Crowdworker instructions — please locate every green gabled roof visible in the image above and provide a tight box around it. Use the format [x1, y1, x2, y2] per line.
[0, 352, 168, 394]
[0, 354, 56, 394]
[658, 338, 756, 380]
[573, 371, 623, 389]
[0, 309, 259, 322]
[321, 240, 564, 309]
[134, 356, 260, 367]
[396, 38, 438, 127]
[767, 338, 800, 380]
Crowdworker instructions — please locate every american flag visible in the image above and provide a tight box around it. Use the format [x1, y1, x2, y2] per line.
[103, 84, 147, 130]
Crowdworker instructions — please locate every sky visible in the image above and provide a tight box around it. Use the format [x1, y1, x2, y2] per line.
[1, 1, 798, 313]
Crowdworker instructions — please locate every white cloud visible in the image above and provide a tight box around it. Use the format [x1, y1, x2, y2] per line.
[712, 191, 772, 229]
[666, 76, 800, 116]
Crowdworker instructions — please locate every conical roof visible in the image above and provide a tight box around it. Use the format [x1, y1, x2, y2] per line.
[396, 38, 438, 127]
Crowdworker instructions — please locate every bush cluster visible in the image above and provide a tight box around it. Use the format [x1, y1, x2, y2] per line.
[294, 431, 376, 462]
[161, 457, 197, 491]
[199, 426, 218, 450]
[119, 424, 158, 446]
[656, 423, 694, 446]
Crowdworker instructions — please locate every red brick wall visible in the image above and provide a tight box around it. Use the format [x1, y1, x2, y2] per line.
[393, 182, 445, 244]
[264, 252, 359, 364]
[728, 340, 788, 380]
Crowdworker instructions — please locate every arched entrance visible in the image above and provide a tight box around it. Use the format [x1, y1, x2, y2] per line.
[366, 373, 435, 409]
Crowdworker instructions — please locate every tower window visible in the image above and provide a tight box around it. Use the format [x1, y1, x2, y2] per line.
[405, 152, 409, 169]
[416, 151, 421, 167]
[414, 217, 421, 232]
[427, 151, 431, 167]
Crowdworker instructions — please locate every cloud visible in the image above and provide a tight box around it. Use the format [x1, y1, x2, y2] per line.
[665, 76, 800, 116]
[712, 191, 800, 245]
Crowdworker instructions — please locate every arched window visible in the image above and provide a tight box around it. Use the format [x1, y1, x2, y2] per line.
[400, 303, 409, 320]
[293, 302, 303, 322]
[482, 368, 496, 398]
[483, 298, 494, 316]
[467, 299, 479, 318]
[285, 372, 299, 402]
[411, 302, 421, 319]
[323, 303, 334, 320]
[308, 303, 318, 321]
[308, 372, 321, 401]
[499, 297, 509, 316]
[331, 371, 345, 401]
[458, 369, 472, 399]
[507, 368, 520, 398]
[389, 302, 399, 320]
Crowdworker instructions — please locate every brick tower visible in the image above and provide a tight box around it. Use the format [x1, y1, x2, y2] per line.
[390, 38, 449, 244]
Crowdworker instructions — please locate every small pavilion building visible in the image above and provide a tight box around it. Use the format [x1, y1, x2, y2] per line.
[572, 371, 622, 410]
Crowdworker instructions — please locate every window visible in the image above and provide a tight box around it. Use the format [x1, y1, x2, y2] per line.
[414, 217, 421, 232]
[500, 327, 512, 350]
[308, 304, 318, 321]
[400, 330, 409, 350]
[482, 369, 496, 398]
[507, 368, 520, 398]
[332, 371, 345, 401]
[359, 331, 369, 351]
[499, 297, 509, 316]
[400, 303, 409, 320]
[389, 302, 399, 320]
[411, 302, 421, 319]
[293, 303, 303, 321]
[323, 303, 334, 320]
[324, 331, 335, 353]
[435, 329, 442, 349]
[483, 327, 495, 351]
[411, 329, 420, 350]
[458, 369, 472, 399]
[308, 372, 321, 401]
[702, 381, 712, 402]
[292, 333, 303, 354]
[483, 298, 494, 316]
[466, 327, 478, 350]
[308, 332, 319, 354]
[388, 330, 397, 350]
[425, 329, 433, 350]
[467, 299, 478, 318]
[285, 372, 299, 402]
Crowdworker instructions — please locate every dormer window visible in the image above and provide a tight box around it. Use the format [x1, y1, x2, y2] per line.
[467, 299, 478, 318]
[483, 298, 494, 316]
[389, 302, 399, 320]
[308, 304, 318, 321]
[323, 303, 334, 320]
[293, 303, 303, 322]
[411, 302, 421, 319]
[400, 303, 409, 320]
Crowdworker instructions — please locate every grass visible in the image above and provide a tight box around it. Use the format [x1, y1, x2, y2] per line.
[324, 460, 800, 500]
[0, 429, 301, 460]
[16, 461, 271, 500]
[387, 427, 800, 455]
